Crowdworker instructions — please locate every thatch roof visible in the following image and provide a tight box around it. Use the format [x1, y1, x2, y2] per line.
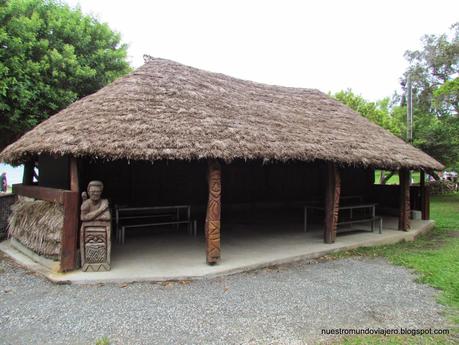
[0, 57, 443, 170]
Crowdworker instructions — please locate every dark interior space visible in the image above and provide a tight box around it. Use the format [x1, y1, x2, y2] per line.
[37, 156, 379, 234]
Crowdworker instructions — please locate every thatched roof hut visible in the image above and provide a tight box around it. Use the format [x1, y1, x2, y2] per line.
[0, 57, 443, 170]
[1, 57, 441, 270]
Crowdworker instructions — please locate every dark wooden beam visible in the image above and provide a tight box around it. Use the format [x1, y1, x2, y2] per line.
[12, 184, 65, 203]
[60, 191, 79, 271]
[420, 170, 430, 220]
[420, 170, 425, 218]
[69, 157, 79, 192]
[205, 160, 221, 265]
[23, 162, 34, 185]
[423, 186, 430, 221]
[324, 162, 341, 243]
[398, 168, 411, 231]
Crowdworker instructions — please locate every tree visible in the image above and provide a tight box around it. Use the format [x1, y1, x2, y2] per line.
[333, 89, 404, 137]
[397, 23, 459, 168]
[334, 25, 458, 170]
[413, 115, 459, 170]
[0, 0, 131, 150]
[400, 22, 459, 116]
[433, 77, 459, 115]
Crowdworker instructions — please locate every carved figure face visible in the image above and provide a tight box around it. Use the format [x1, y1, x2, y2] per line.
[88, 186, 102, 202]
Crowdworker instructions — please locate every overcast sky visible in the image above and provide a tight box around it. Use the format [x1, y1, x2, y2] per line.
[67, 0, 458, 101]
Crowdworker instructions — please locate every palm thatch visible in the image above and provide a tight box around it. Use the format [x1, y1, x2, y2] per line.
[8, 197, 63, 258]
[0, 193, 17, 240]
[0, 57, 443, 170]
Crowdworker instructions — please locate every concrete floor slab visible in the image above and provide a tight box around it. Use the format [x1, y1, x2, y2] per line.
[0, 216, 434, 284]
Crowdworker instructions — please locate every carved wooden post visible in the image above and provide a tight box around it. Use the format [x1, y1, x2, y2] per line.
[424, 186, 430, 220]
[205, 160, 221, 265]
[398, 168, 411, 231]
[324, 162, 341, 243]
[420, 170, 430, 220]
[420, 170, 425, 218]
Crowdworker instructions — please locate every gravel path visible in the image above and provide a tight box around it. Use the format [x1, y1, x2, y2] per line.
[0, 254, 447, 345]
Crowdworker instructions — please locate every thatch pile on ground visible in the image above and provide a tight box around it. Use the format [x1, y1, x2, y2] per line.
[8, 197, 63, 259]
[428, 180, 458, 195]
[0, 57, 443, 170]
[0, 193, 17, 240]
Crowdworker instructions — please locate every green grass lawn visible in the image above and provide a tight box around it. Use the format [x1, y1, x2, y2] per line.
[333, 193, 459, 344]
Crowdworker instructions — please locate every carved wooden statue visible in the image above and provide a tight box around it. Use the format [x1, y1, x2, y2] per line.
[80, 180, 111, 272]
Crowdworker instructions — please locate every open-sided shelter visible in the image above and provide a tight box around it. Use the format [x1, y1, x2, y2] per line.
[0, 57, 443, 271]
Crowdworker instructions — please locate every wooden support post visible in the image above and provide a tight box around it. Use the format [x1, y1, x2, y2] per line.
[424, 186, 430, 220]
[60, 191, 79, 271]
[420, 170, 430, 220]
[324, 162, 341, 243]
[205, 160, 221, 265]
[23, 162, 34, 185]
[69, 157, 79, 192]
[420, 170, 425, 218]
[398, 168, 411, 231]
[60, 156, 80, 271]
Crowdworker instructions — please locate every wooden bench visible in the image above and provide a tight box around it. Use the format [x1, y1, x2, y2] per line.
[304, 203, 383, 234]
[115, 205, 197, 244]
[337, 216, 382, 234]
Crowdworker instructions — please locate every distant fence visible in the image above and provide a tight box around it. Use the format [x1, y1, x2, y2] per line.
[0, 193, 17, 240]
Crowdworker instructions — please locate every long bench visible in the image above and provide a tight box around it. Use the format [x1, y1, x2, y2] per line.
[115, 205, 197, 244]
[337, 216, 382, 234]
[304, 202, 382, 234]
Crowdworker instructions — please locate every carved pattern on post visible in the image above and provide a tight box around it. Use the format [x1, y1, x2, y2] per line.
[81, 223, 110, 271]
[80, 181, 111, 272]
[324, 163, 341, 243]
[398, 169, 411, 231]
[205, 160, 221, 265]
